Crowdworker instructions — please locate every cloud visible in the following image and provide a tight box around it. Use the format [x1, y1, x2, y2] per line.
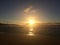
[24, 6, 38, 16]
[24, 6, 32, 14]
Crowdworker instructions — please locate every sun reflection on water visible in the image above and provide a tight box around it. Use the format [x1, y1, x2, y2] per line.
[27, 27, 35, 36]
[26, 19, 36, 36]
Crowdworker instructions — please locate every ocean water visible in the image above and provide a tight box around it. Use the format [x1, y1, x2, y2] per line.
[0, 24, 60, 45]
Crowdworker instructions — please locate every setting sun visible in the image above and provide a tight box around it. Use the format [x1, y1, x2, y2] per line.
[29, 20, 35, 25]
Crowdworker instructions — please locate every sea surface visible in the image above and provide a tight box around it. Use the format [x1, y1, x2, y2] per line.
[0, 24, 60, 45]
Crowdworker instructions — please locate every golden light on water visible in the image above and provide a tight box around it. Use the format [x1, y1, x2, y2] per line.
[29, 28, 33, 31]
[27, 27, 35, 36]
[28, 32, 34, 36]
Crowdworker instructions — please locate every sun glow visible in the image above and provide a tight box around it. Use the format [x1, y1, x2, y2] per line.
[29, 20, 35, 25]
[27, 19, 36, 26]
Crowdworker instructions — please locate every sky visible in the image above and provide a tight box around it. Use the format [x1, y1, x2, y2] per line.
[0, 0, 60, 24]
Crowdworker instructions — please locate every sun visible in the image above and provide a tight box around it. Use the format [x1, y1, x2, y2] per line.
[28, 19, 35, 25]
